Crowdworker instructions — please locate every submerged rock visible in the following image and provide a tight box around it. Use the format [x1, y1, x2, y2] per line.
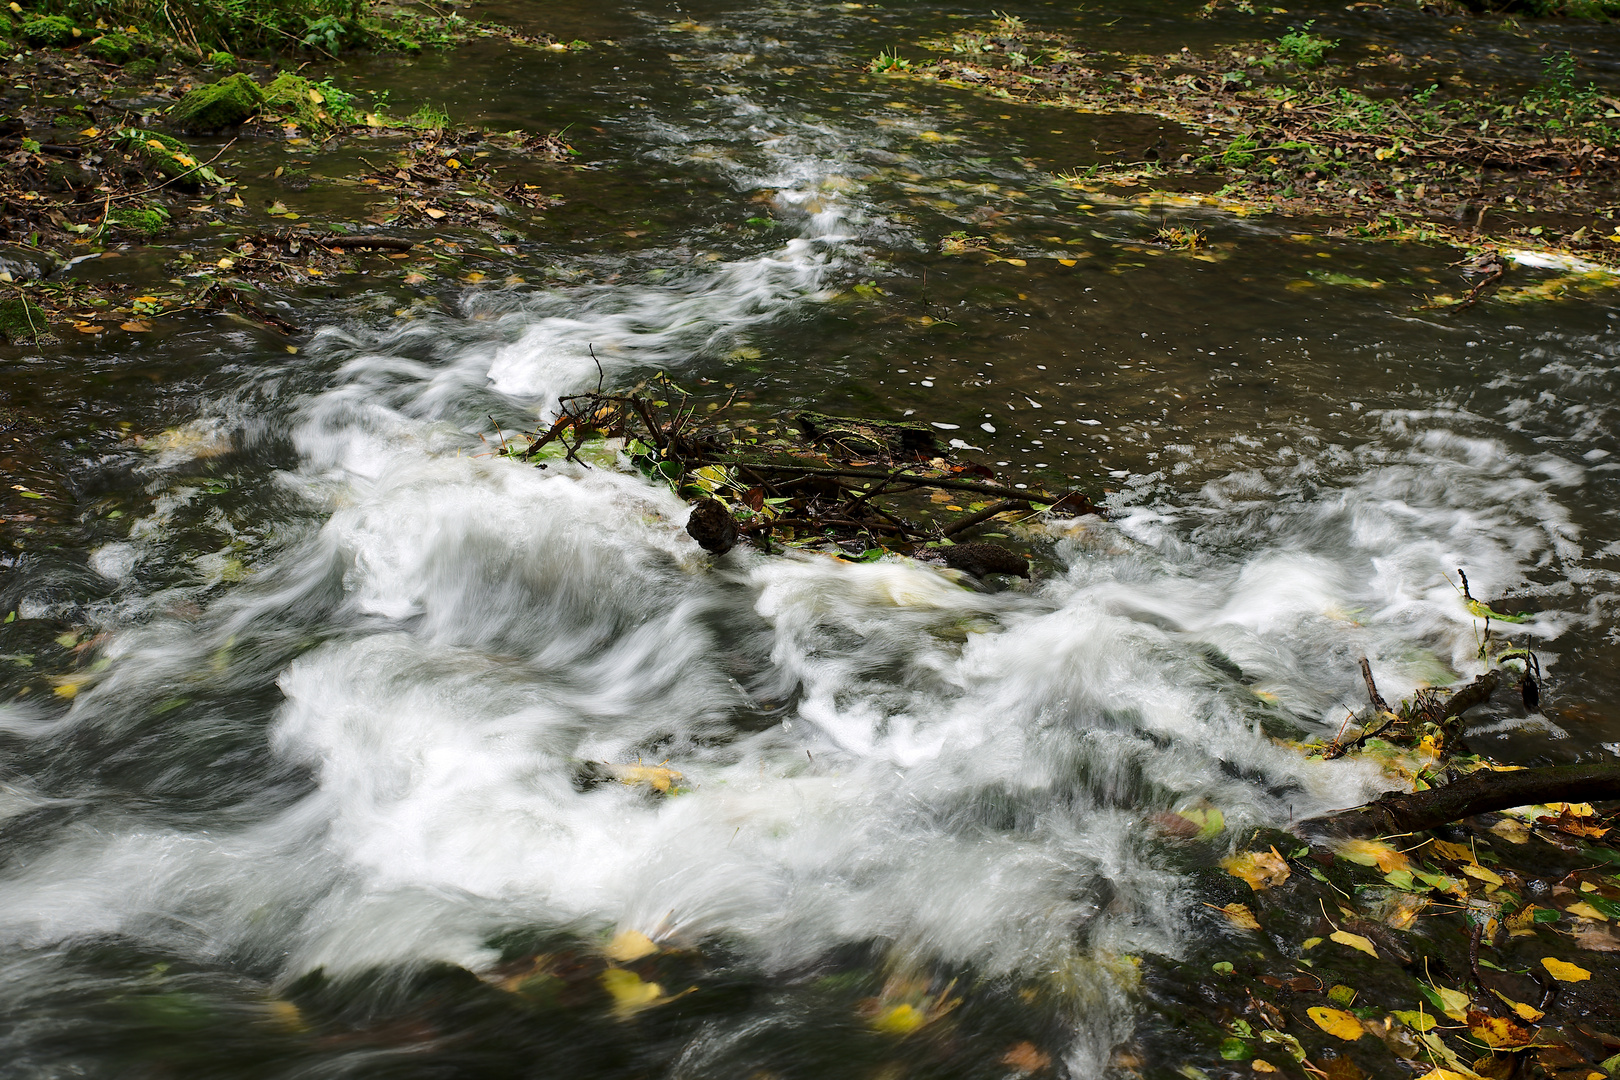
[942, 542, 1028, 578]
[169, 72, 264, 133]
[686, 497, 737, 555]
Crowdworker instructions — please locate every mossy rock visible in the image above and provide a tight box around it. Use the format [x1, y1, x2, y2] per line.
[0, 298, 53, 345]
[124, 57, 158, 78]
[169, 72, 263, 133]
[205, 51, 235, 67]
[21, 15, 78, 47]
[85, 32, 137, 63]
[109, 204, 171, 238]
[260, 72, 346, 131]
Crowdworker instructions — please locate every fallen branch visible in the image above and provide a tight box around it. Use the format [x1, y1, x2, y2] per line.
[1305, 762, 1620, 838]
[715, 459, 1070, 503]
[942, 499, 1028, 538]
[320, 235, 414, 252]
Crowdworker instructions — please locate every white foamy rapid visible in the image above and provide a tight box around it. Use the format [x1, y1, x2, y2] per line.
[0, 24, 1589, 1080]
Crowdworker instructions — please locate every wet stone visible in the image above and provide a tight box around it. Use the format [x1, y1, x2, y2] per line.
[686, 497, 737, 555]
[943, 542, 1029, 578]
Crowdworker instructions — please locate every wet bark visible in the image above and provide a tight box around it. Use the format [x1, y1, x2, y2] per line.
[1306, 762, 1620, 838]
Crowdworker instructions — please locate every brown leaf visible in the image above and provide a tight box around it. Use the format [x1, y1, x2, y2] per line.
[120, 320, 152, 332]
[1222, 847, 1291, 891]
[1002, 1042, 1050, 1073]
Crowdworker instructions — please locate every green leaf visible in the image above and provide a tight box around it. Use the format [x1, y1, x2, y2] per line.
[1212, 962, 1234, 974]
[1533, 907, 1561, 923]
[1218, 1038, 1252, 1061]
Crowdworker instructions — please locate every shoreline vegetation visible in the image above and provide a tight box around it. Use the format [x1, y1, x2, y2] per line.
[0, 0, 587, 344]
[869, 5, 1620, 307]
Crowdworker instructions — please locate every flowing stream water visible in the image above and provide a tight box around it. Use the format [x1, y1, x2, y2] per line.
[3, 1, 1620, 1076]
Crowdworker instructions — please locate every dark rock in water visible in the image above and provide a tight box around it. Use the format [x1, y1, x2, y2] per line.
[686, 498, 737, 555]
[943, 542, 1028, 578]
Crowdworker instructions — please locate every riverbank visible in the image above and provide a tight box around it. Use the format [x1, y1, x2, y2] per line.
[870, 4, 1620, 301]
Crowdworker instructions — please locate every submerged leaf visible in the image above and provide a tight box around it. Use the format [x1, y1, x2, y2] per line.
[600, 968, 665, 1014]
[1221, 847, 1291, 891]
[1307, 1007, 1365, 1041]
[1212, 902, 1261, 931]
[1330, 929, 1377, 958]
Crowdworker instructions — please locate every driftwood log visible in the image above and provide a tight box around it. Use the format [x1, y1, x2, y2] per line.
[1306, 763, 1620, 838]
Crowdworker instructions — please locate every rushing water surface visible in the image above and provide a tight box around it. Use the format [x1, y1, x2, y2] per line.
[4, 0, 1620, 1076]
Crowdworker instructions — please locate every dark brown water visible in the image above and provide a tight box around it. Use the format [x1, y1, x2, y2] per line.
[3, 1, 1620, 1076]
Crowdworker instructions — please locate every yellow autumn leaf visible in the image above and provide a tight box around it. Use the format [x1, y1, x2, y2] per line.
[1542, 957, 1592, 982]
[1432, 985, 1469, 1021]
[1419, 1071, 1476, 1080]
[1566, 902, 1607, 921]
[871, 1003, 926, 1034]
[1330, 929, 1378, 958]
[446, 158, 462, 169]
[1492, 991, 1544, 1022]
[1428, 839, 1475, 863]
[600, 968, 664, 1014]
[1337, 839, 1410, 875]
[1491, 818, 1530, 843]
[1307, 1007, 1365, 1041]
[1469, 1015, 1534, 1048]
[1462, 863, 1505, 887]
[604, 929, 658, 962]
[424, 208, 447, 220]
[308, 89, 324, 104]
[120, 320, 152, 333]
[1211, 902, 1261, 931]
[80, 126, 100, 137]
[1220, 848, 1291, 891]
[613, 764, 683, 793]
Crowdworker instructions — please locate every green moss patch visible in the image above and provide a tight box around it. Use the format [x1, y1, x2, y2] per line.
[21, 15, 78, 47]
[169, 72, 264, 133]
[84, 31, 138, 63]
[0, 297, 51, 344]
[108, 203, 171, 238]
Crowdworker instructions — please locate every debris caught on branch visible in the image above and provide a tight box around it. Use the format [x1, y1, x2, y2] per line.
[510, 381, 1099, 566]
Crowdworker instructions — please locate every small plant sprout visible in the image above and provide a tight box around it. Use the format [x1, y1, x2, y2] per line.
[1274, 21, 1335, 68]
[868, 49, 912, 73]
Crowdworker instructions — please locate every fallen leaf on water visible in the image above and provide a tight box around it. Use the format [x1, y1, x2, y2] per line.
[1252, 1062, 1278, 1074]
[1002, 1041, 1050, 1072]
[1542, 957, 1592, 982]
[403, 272, 428, 285]
[1330, 929, 1378, 958]
[119, 321, 151, 332]
[1491, 991, 1544, 1022]
[1221, 847, 1291, 891]
[1210, 902, 1260, 931]
[871, 1003, 926, 1034]
[1490, 819, 1530, 843]
[267, 201, 289, 215]
[1463, 864, 1505, 887]
[600, 968, 665, 1014]
[611, 764, 683, 793]
[424, 207, 448, 220]
[1307, 1007, 1365, 1041]
[261, 999, 305, 1031]
[1468, 1012, 1534, 1048]
[75, 324, 104, 334]
[1427, 839, 1475, 863]
[1566, 901, 1606, 921]
[604, 929, 658, 962]
[1338, 839, 1410, 875]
